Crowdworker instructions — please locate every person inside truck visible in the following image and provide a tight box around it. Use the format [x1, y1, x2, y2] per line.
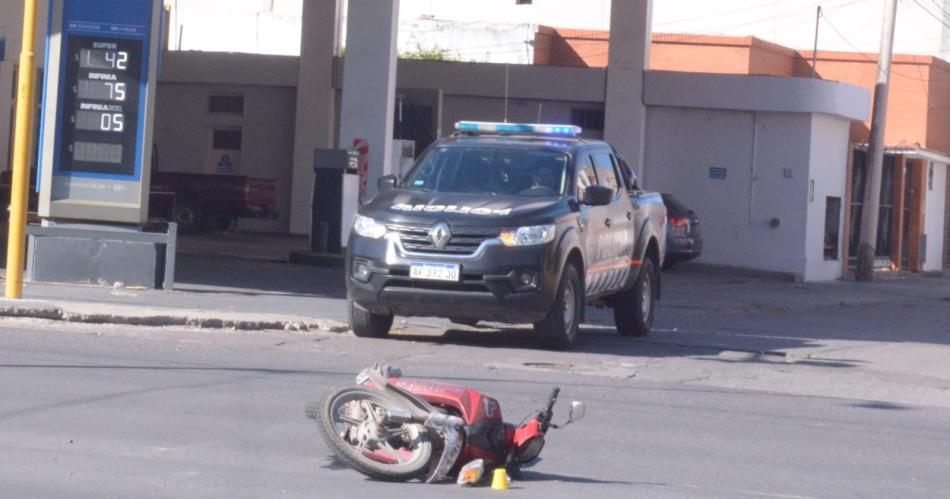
[520, 161, 560, 196]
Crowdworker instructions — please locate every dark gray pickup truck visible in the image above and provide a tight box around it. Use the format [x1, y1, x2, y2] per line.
[345, 122, 667, 349]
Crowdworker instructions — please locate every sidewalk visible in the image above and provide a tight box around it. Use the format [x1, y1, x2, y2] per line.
[0, 253, 350, 332]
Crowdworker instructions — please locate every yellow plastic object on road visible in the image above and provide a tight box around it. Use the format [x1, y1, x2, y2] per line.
[490, 468, 509, 490]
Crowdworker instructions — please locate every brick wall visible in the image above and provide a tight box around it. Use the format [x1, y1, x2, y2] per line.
[533, 27, 949, 158]
[804, 52, 934, 152]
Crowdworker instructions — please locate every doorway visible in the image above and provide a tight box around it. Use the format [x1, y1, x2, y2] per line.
[848, 150, 897, 269]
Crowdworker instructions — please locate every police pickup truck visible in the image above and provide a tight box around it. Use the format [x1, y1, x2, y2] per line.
[346, 122, 667, 349]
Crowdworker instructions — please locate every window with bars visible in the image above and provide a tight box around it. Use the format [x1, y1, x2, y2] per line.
[208, 94, 244, 115]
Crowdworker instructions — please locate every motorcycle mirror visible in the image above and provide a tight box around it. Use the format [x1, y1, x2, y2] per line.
[568, 401, 586, 424]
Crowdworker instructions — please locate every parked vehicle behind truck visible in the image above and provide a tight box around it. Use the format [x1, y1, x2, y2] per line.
[149, 145, 278, 233]
[345, 121, 667, 349]
[0, 147, 278, 233]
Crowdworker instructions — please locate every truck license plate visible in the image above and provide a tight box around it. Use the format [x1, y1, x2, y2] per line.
[409, 262, 460, 282]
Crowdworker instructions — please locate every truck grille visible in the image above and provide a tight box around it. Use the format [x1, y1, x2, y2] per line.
[388, 223, 498, 254]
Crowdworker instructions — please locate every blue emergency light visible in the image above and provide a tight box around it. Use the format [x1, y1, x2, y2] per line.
[455, 121, 582, 137]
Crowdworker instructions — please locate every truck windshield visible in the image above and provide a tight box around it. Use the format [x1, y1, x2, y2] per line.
[403, 145, 570, 197]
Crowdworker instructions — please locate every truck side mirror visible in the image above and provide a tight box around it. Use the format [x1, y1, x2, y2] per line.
[583, 185, 613, 206]
[377, 175, 398, 192]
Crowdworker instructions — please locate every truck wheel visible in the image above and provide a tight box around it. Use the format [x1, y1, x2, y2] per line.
[614, 257, 656, 337]
[174, 197, 203, 234]
[349, 296, 394, 338]
[534, 264, 583, 350]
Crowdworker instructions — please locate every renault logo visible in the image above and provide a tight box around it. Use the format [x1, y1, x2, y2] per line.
[429, 222, 452, 249]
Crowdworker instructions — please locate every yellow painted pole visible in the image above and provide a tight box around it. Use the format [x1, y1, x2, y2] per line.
[5, 0, 39, 299]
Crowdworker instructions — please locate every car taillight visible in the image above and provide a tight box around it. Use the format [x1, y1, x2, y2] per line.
[243, 180, 253, 206]
[668, 215, 690, 236]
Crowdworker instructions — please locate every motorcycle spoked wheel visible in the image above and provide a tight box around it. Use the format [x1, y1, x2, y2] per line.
[318, 385, 434, 482]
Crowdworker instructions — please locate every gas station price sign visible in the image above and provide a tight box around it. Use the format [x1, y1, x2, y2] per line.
[61, 36, 142, 176]
[37, 0, 162, 225]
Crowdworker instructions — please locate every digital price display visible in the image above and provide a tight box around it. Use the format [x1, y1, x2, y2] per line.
[59, 36, 142, 176]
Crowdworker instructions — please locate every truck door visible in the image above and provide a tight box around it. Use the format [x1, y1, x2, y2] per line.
[575, 155, 611, 296]
[590, 151, 636, 294]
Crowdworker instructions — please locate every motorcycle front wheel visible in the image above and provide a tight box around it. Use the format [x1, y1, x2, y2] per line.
[316, 385, 434, 482]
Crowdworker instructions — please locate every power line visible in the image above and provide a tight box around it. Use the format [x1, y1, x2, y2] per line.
[820, 14, 937, 83]
[926, 0, 950, 22]
[653, 0, 809, 28]
[536, 0, 868, 68]
[910, 0, 950, 29]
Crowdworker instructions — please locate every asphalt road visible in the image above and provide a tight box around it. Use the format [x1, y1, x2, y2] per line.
[2, 318, 949, 498]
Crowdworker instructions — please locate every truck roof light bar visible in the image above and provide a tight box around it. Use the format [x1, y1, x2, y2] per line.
[455, 121, 582, 137]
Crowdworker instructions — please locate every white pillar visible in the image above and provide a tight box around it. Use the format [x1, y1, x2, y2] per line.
[338, 0, 399, 200]
[289, 0, 341, 235]
[604, 0, 652, 179]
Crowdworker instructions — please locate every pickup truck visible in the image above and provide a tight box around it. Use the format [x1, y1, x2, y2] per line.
[148, 171, 277, 233]
[345, 121, 667, 349]
[148, 146, 278, 233]
[0, 148, 277, 233]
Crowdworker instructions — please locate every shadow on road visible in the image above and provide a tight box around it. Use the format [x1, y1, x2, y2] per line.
[387, 324, 856, 367]
[174, 254, 346, 299]
[520, 470, 657, 486]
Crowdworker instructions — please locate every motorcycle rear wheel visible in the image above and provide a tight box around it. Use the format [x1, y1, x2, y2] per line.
[318, 385, 434, 482]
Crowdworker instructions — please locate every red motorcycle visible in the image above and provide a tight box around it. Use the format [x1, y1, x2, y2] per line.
[306, 365, 585, 484]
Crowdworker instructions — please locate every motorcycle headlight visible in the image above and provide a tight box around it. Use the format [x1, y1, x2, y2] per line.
[353, 215, 387, 239]
[499, 224, 556, 247]
[513, 435, 545, 463]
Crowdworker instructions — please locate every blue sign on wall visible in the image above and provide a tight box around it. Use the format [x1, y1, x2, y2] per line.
[37, 0, 162, 225]
[709, 167, 728, 180]
[0, 29, 6, 62]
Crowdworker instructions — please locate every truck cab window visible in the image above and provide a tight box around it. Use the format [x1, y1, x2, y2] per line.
[576, 155, 598, 200]
[592, 152, 620, 194]
[618, 156, 639, 191]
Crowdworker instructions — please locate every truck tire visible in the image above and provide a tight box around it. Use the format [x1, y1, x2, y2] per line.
[174, 196, 203, 234]
[534, 264, 583, 350]
[349, 296, 394, 338]
[614, 257, 656, 337]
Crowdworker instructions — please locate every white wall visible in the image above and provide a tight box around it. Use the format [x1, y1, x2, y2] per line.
[440, 95, 602, 139]
[169, 0, 303, 55]
[924, 161, 948, 272]
[153, 82, 297, 232]
[399, 20, 537, 64]
[804, 113, 850, 281]
[644, 107, 814, 277]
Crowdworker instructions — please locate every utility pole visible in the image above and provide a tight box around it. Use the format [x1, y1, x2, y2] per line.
[856, 0, 898, 281]
[5, 0, 39, 299]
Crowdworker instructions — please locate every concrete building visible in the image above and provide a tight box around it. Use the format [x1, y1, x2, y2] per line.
[644, 71, 867, 281]
[1, 1, 882, 281]
[534, 28, 950, 274]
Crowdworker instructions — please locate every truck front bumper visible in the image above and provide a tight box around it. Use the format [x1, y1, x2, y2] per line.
[346, 233, 560, 324]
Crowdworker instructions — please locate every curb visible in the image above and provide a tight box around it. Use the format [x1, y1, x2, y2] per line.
[0, 304, 351, 333]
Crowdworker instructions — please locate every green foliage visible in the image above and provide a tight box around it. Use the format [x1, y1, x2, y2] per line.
[400, 40, 455, 61]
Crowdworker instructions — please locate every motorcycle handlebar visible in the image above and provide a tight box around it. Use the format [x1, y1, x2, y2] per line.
[539, 387, 560, 432]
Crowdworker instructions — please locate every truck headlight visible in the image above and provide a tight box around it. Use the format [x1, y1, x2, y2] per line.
[499, 224, 556, 247]
[353, 215, 387, 239]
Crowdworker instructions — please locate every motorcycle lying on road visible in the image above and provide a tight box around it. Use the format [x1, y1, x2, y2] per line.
[306, 365, 585, 484]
